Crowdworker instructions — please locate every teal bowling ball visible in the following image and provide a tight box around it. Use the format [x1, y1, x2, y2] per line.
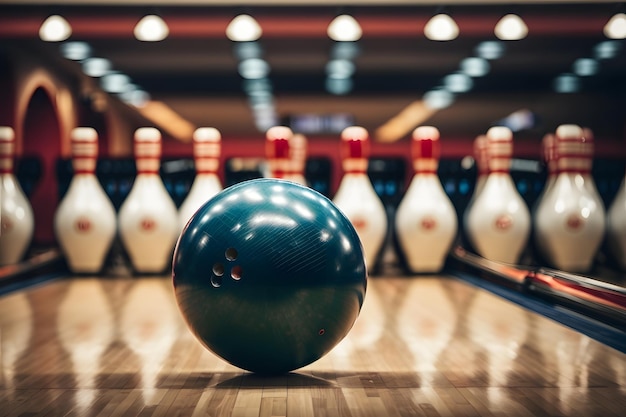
[172, 178, 367, 374]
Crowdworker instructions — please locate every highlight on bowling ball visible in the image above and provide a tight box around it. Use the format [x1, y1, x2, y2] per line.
[172, 178, 367, 374]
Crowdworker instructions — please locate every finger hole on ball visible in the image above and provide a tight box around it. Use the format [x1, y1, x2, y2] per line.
[231, 265, 243, 280]
[210, 275, 223, 288]
[225, 247, 238, 261]
[212, 263, 224, 276]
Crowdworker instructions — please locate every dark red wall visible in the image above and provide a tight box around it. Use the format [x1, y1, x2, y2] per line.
[22, 87, 61, 245]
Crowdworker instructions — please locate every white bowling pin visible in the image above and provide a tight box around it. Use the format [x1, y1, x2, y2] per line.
[395, 126, 458, 273]
[607, 170, 626, 270]
[472, 134, 489, 198]
[333, 126, 387, 272]
[463, 134, 488, 252]
[289, 133, 308, 186]
[580, 128, 603, 202]
[119, 128, 179, 274]
[533, 133, 557, 258]
[54, 128, 117, 273]
[0, 126, 34, 265]
[178, 127, 222, 230]
[466, 126, 531, 264]
[540, 133, 558, 199]
[534, 124, 606, 272]
[265, 126, 294, 181]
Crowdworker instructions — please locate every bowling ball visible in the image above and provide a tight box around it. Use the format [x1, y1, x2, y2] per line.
[172, 178, 367, 374]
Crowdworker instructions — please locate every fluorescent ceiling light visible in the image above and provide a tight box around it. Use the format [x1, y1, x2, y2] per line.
[443, 73, 473, 93]
[60, 41, 91, 61]
[423, 88, 455, 109]
[82, 57, 112, 77]
[475, 41, 505, 60]
[494, 14, 528, 40]
[326, 59, 356, 78]
[101, 73, 131, 93]
[134, 15, 169, 41]
[327, 15, 362, 42]
[604, 13, 626, 39]
[234, 42, 263, 60]
[226, 15, 262, 42]
[594, 40, 621, 59]
[331, 41, 361, 60]
[238, 58, 270, 79]
[460, 57, 490, 77]
[572, 58, 599, 76]
[120, 89, 151, 108]
[326, 77, 353, 95]
[553, 74, 580, 93]
[39, 15, 72, 42]
[424, 14, 459, 41]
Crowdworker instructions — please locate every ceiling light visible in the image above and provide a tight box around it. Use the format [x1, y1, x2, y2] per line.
[101, 73, 131, 93]
[443, 73, 473, 93]
[120, 88, 151, 108]
[234, 41, 263, 60]
[572, 58, 599, 76]
[498, 109, 537, 132]
[327, 15, 362, 42]
[226, 14, 262, 42]
[475, 41, 505, 60]
[553, 74, 580, 93]
[326, 77, 353, 95]
[604, 13, 626, 39]
[594, 40, 621, 59]
[39, 15, 72, 42]
[424, 14, 459, 41]
[460, 57, 490, 77]
[238, 58, 270, 79]
[325, 59, 356, 78]
[423, 88, 455, 109]
[242, 78, 272, 94]
[134, 15, 169, 41]
[60, 41, 91, 61]
[331, 41, 361, 60]
[494, 14, 528, 40]
[82, 57, 112, 77]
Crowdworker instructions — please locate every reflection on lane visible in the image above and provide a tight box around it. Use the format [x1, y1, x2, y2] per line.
[0, 292, 32, 394]
[120, 279, 179, 405]
[57, 279, 114, 413]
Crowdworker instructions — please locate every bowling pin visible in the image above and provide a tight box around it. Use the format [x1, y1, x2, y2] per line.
[539, 133, 558, 199]
[395, 126, 458, 273]
[54, 127, 117, 274]
[471, 134, 489, 198]
[0, 126, 34, 265]
[178, 127, 222, 230]
[532, 133, 557, 259]
[466, 126, 531, 264]
[580, 128, 603, 202]
[463, 134, 488, 252]
[265, 126, 294, 181]
[118, 127, 179, 274]
[607, 169, 626, 270]
[333, 126, 387, 272]
[534, 124, 606, 272]
[289, 133, 308, 186]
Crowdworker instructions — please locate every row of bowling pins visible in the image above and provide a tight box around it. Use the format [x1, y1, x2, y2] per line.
[2, 122, 625, 275]
[464, 124, 626, 273]
[0, 126, 223, 273]
[314, 124, 626, 275]
[263, 124, 456, 274]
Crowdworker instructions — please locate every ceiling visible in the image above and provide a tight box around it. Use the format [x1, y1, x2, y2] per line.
[0, 1, 625, 142]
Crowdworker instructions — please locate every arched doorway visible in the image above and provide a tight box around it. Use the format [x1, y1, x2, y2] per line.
[22, 87, 61, 245]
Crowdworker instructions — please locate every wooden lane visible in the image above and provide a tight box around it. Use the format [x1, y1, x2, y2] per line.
[0, 275, 625, 416]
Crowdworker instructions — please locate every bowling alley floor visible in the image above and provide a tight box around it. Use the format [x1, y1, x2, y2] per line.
[1, 274, 625, 417]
